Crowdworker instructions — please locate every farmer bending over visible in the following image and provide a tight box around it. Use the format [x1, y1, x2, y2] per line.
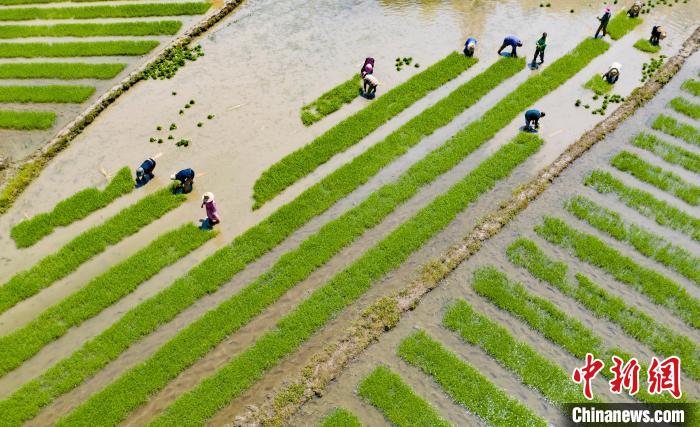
[628, 1, 642, 18]
[361, 57, 374, 78]
[363, 74, 379, 98]
[603, 62, 622, 84]
[524, 109, 545, 132]
[650, 25, 665, 46]
[595, 7, 612, 38]
[171, 168, 195, 193]
[136, 157, 156, 184]
[464, 37, 477, 57]
[498, 35, 522, 57]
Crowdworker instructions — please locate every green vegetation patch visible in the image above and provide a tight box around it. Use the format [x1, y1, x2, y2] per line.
[584, 74, 613, 95]
[669, 97, 700, 120]
[399, 331, 546, 426]
[633, 39, 661, 53]
[611, 151, 699, 205]
[507, 238, 700, 381]
[0, 188, 185, 315]
[301, 74, 360, 126]
[0, 110, 54, 129]
[444, 299, 590, 404]
[565, 195, 699, 285]
[318, 408, 361, 427]
[0, 85, 95, 103]
[143, 44, 204, 80]
[0, 21, 181, 38]
[631, 132, 700, 173]
[681, 79, 700, 96]
[0, 2, 211, 21]
[585, 170, 700, 242]
[0, 63, 125, 80]
[11, 167, 133, 248]
[0, 223, 214, 377]
[607, 11, 642, 40]
[358, 366, 449, 427]
[651, 114, 700, 147]
[0, 41, 159, 58]
[535, 217, 700, 329]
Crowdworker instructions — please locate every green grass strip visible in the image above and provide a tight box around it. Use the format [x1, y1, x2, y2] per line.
[0, 21, 182, 38]
[0, 41, 159, 58]
[584, 74, 613, 95]
[443, 299, 590, 404]
[358, 366, 450, 427]
[0, 188, 185, 315]
[0, 110, 54, 129]
[11, 167, 134, 248]
[0, 85, 94, 103]
[631, 132, 700, 173]
[399, 331, 545, 426]
[301, 74, 360, 126]
[651, 114, 700, 147]
[253, 53, 478, 207]
[318, 408, 362, 427]
[633, 39, 661, 53]
[584, 170, 700, 242]
[535, 216, 700, 329]
[0, 63, 125, 80]
[681, 79, 700, 97]
[607, 11, 642, 40]
[471, 266, 678, 404]
[670, 97, 700, 120]
[0, 3, 210, 21]
[0, 223, 214, 377]
[611, 151, 699, 205]
[565, 195, 700, 285]
[125, 134, 543, 427]
[507, 238, 700, 381]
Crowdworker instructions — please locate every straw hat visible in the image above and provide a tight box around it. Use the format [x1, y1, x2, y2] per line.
[202, 192, 214, 202]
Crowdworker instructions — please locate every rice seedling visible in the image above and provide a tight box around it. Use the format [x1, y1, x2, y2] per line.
[318, 409, 361, 427]
[640, 56, 666, 83]
[681, 79, 700, 96]
[443, 299, 592, 404]
[611, 151, 699, 205]
[634, 39, 661, 53]
[0, 2, 211, 21]
[301, 74, 360, 126]
[0, 224, 214, 377]
[0, 110, 54, 129]
[669, 97, 700, 120]
[10, 167, 133, 248]
[143, 45, 203, 80]
[564, 195, 699, 284]
[651, 114, 700, 147]
[630, 132, 699, 173]
[0, 21, 181, 38]
[606, 11, 643, 40]
[0, 63, 125, 80]
[0, 188, 186, 315]
[584, 170, 700, 241]
[0, 41, 159, 58]
[535, 216, 700, 328]
[584, 74, 613, 94]
[0, 85, 95, 103]
[398, 331, 546, 426]
[358, 366, 450, 427]
[507, 238, 700, 381]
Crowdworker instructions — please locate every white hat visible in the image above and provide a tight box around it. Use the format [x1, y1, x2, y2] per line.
[202, 192, 214, 201]
[170, 173, 177, 180]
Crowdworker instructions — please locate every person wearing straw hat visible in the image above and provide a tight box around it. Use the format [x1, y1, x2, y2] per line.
[201, 192, 220, 226]
[171, 168, 195, 194]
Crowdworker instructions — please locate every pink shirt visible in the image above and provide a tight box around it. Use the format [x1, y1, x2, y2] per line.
[204, 200, 220, 221]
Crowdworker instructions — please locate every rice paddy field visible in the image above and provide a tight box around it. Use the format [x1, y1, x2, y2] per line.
[0, 0, 698, 426]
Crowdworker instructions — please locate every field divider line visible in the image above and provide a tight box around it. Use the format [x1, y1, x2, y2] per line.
[0, 2, 211, 21]
[233, 28, 700, 426]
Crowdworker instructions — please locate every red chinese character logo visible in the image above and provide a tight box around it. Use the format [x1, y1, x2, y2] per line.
[647, 356, 682, 399]
[609, 356, 640, 395]
[572, 353, 605, 400]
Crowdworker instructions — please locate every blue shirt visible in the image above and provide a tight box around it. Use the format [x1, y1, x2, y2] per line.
[525, 109, 542, 120]
[504, 36, 521, 47]
[139, 158, 156, 174]
[465, 37, 477, 47]
[175, 168, 195, 182]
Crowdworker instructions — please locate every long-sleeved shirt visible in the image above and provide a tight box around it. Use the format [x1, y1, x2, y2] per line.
[525, 109, 542, 120]
[175, 168, 195, 182]
[536, 37, 547, 50]
[465, 37, 477, 48]
[504, 36, 521, 47]
[600, 11, 611, 23]
[139, 158, 156, 174]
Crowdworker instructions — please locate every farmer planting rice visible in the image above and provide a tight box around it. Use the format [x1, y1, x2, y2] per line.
[201, 191, 220, 226]
[524, 109, 545, 132]
[650, 25, 666, 46]
[497, 35, 522, 57]
[135, 157, 156, 184]
[363, 73, 379, 98]
[603, 62, 622, 84]
[531, 32, 547, 66]
[171, 168, 195, 194]
[360, 57, 374, 78]
[628, 0, 642, 18]
[463, 37, 477, 57]
[595, 7, 612, 39]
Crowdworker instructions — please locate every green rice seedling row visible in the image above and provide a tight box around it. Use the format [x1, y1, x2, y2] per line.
[0, 41, 159, 58]
[0, 223, 214, 377]
[584, 74, 613, 95]
[318, 409, 362, 427]
[651, 114, 700, 147]
[564, 195, 700, 284]
[11, 167, 134, 248]
[681, 79, 700, 96]
[0, 109, 54, 129]
[357, 366, 450, 427]
[254, 38, 609, 207]
[0, 188, 185, 315]
[443, 299, 590, 404]
[606, 11, 642, 40]
[535, 216, 700, 328]
[507, 238, 700, 380]
[584, 170, 700, 241]
[610, 151, 699, 205]
[301, 74, 360, 126]
[0, 63, 125, 80]
[62, 133, 543, 427]
[631, 132, 700, 173]
[0, 21, 182, 39]
[0, 85, 95, 103]
[0, 3, 211, 21]
[633, 39, 661, 53]
[398, 331, 546, 427]
[253, 53, 479, 207]
[669, 97, 700, 119]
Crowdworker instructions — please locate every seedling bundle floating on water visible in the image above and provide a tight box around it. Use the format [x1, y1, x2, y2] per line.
[143, 44, 204, 80]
